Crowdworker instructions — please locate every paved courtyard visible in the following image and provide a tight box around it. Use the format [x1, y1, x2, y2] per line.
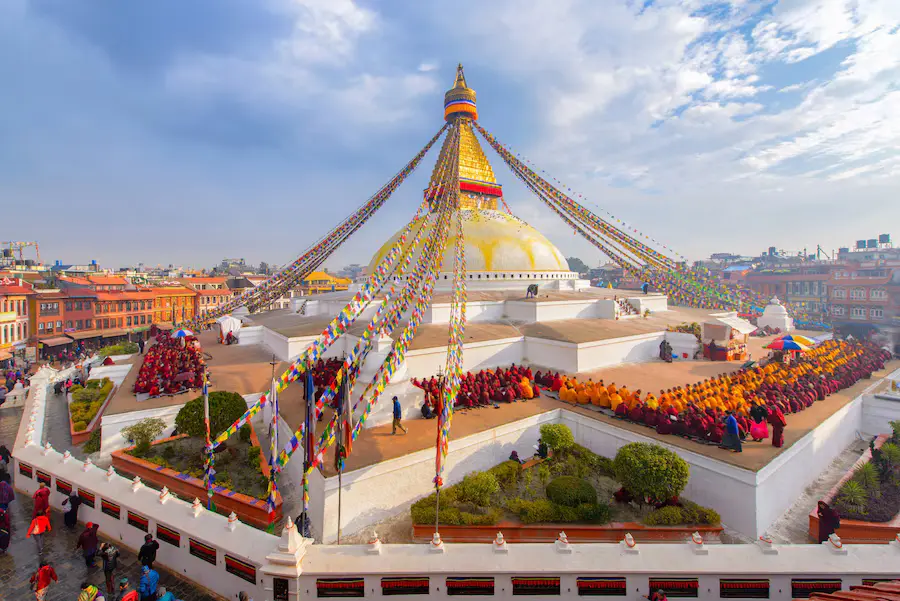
[0, 407, 223, 601]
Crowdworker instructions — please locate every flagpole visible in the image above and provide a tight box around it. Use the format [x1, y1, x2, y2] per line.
[336, 374, 344, 545]
[203, 367, 213, 510]
[267, 354, 279, 534]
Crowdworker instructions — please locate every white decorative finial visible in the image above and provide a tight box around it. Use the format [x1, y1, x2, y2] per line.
[26, 424, 34, 434]
[690, 531, 708, 555]
[757, 534, 778, 554]
[430, 531, 445, 553]
[82, 457, 93, 472]
[621, 533, 639, 554]
[367, 530, 382, 555]
[493, 531, 509, 554]
[159, 487, 170, 503]
[24, 433, 33, 445]
[556, 531, 572, 554]
[131, 476, 142, 492]
[61, 450, 71, 462]
[227, 512, 238, 531]
[191, 497, 203, 517]
[42, 442, 53, 456]
[827, 533, 847, 555]
[106, 466, 116, 481]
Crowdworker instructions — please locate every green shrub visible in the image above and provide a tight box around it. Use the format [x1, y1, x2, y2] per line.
[456, 472, 500, 506]
[122, 417, 166, 456]
[540, 424, 575, 454]
[161, 444, 176, 460]
[73, 420, 87, 432]
[175, 391, 247, 440]
[644, 506, 685, 526]
[245, 446, 260, 469]
[546, 476, 597, 507]
[410, 493, 499, 526]
[577, 503, 611, 524]
[83, 428, 101, 454]
[880, 442, 900, 467]
[889, 420, 900, 443]
[511, 499, 558, 524]
[613, 442, 690, 503]
[853, 462, 881, 491]
[488, 461, 521, 488]
[99, 341, 139, 356]
[537, 464, 551, 485]
[837, 480, 868, 515]
[678, 500, 721, 525]
[239, 423, 252, 444]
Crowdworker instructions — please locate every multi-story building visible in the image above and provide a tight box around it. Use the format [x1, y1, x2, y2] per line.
[829, 264, 895, 334]
[744, 265, 836, 315]
[0, 278, 34, 360]
[61, 288, 98, 342]
[151, 286, 197, 325]
[86, 275, 128, 291]
[93, 290, 155, 338]
[28, 290, 67, 346]
[179, 277, 231, 316]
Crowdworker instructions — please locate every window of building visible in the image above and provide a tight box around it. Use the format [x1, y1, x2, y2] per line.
[56, 320, 62, 328]
[65, 302, 72, 311]
[833, 288, 846, 299]
[126, 301, 132, 311]
[850, 288, 866, 300]
[871, 289, 887, 300]
[851, 306, 866, 318]
[104, 319, 109, 329]
[38, 322, 44, 331]
[833, 306, 845, 317]
[74, 301, 82, 310]
[872, 308, 884, 319]
[118, 318, 123, 327]
[76, 320, 83, 330]
[45, 323, 53, 333]
[66, 320, 73, 329]
[85, 319, 92, 328]
[127, 316, 132, 326]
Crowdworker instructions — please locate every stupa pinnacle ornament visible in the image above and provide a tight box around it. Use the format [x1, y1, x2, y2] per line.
[444, 63, 477, 121]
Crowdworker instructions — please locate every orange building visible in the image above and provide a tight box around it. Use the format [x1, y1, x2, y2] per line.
[94, 290, 155, 338]
[151, 286, 198, 325]
[0, 279, 34, 359]
[178, 277, 231, 316]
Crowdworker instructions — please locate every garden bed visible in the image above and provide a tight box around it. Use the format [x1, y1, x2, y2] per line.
[111, 424, 282, 529]
[67, 377, 116, 445]
[808, 431, 900, 543]
[99, 341, 139, 356]
[411, 425, 721, 541]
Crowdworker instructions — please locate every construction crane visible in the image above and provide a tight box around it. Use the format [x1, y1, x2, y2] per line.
[0, 241, 41, 265]
[816, 245, 832, 260]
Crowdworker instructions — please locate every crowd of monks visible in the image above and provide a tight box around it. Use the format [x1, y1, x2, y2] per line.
[536, 339, 890, 448]
[412, 364, 538, 414]
[133, 332, 205, 397]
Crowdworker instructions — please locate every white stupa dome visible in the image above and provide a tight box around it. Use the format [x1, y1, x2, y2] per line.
[368, 208, 571, 274]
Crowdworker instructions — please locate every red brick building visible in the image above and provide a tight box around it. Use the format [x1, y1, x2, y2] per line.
[0, 279, 34, 361]
[94, 290, 155, 338]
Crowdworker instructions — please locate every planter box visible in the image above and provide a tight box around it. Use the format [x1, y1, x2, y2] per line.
[413, 521, 722, 543]
[808, 434, 900, 543]
[111, 426, 282, 530]
[68, 381, 117, 446]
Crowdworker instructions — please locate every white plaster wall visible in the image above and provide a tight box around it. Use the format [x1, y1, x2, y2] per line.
[405, 337, 524, 377]
[665, 331, 701, 361]
[534, 300, 601, 322]
[236, 325, 263, 345]
[861, 394, 900, 435]
[627, 295, 669, 313]
[576, 332, 665, 372]
[525, 338, 579, 372]
[316, 411, 558, 543]
[504, 302, 537, 322]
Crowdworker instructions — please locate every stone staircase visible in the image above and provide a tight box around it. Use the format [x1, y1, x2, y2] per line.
[615, 298, 639, 318]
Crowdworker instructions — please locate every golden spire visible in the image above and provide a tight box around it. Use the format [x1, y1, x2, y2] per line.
[444, 63, 477, 121]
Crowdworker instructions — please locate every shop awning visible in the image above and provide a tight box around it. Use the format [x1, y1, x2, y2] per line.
[40, 336, 72, 347]
[101, 328, 128, 337]
[0, 350, 12, 361]
[156, 322, 174, 331]
[65, 330, 102, 340]
[714, 316, 757, 335]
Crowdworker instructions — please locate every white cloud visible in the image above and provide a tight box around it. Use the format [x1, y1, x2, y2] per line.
[417, 62, 438, 72]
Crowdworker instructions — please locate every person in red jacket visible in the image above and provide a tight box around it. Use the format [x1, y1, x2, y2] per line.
[29, 560, 58, 600]
[27, 510, 52, 555]
[32, 482, 50, 519]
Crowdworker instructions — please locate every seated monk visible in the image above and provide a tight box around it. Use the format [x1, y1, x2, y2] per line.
[645, 409, 660, 428]
[609, 392, 623, 411]
[594, 383, 608, 407]
[628, 402, 645, 424]
[519, 378, 534, 400]
[607, 382, 618, 398]
[576, 385, 590, 405]
[551, 373, 563, 392]
[706, 420, 724, 444]
[614, 401, 628, 418]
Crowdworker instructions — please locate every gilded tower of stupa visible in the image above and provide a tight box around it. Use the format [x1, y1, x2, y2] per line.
[369, 65, 575, 284]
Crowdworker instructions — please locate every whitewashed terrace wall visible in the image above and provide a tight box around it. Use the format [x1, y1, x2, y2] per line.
[237, 325, 264, 345]
[525, 338, 580, 372]
[575, 332, 665, 372]
[405, 337, 525, 377]
[627, 294, 669, 313]
[665, 331, 701, 361]
[316, 411, 558, 543]
[864, 393, 900, 435]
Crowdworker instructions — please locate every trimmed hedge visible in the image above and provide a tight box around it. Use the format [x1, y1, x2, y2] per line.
[410, 489, 502, 526]
[69, 377, 114, 432]
[644, 501, 720, 526]
[540, 423, 574, 454]
[489, 461, 522, 488]
[507, 498, 610, 524]
[613, 442, 689, 503]
[456, 472, 500, 506]
[546, 476, 596, 507]
[99, 341, 139, 356]
[175, 391, 248, 439]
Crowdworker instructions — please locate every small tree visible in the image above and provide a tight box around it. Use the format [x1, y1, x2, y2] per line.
[613, 442, 689, 504]
[175, 391, 247, 440]
[540, 424, 574, 455]
[122, 418, 166, 456]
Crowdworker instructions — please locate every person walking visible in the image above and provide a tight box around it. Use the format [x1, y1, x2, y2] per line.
[138, 533, 159, 569]
[32, 481, 50, 518]
[0, 479, 13, 510]
[139, 565, 160, 601]
[76, 522, 100, 567]
[0, 506, 10, 554]
[29, 560, 58, 600]
[62, 489, 83, 529]
[117, 577, 139, 601]
[239, 592, 255, 601]
[720, 410, 742, 453]
[27, 509, 52, 555]
[391, 396, 407, 435]
[157, 587, 176, 601]
[817, 501, 841, 543]
[99, 542, 120, 595]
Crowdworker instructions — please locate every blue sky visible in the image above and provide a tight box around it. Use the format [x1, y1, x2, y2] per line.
[2, 0, 898, 270]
